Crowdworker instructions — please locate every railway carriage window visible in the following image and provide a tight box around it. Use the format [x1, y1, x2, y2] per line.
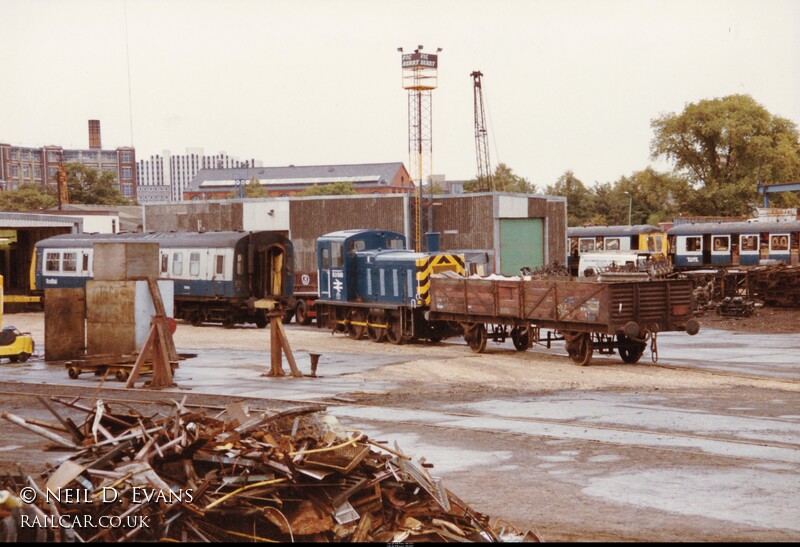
[215, 255, 224, 276]
[189, 252, 200, 276]
[578, 239, 595, 253]
[686, 237, 702, 252]
[712, 236, 729, 252]
[45, 252, 60, 272]
[771, 235, 789, 251]
[160, 254, 169, 274]
[741, 235, 758, 251]
[82, 253, 90, 272]
[62, 252, 77, 272]
[321, 248, 330, 269]
[605, 238, 620, 250]
[331, 242, 343, 267]
[172, 252, 183, 275]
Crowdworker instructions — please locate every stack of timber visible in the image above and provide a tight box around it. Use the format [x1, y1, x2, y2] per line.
[1, 399, 538, 542]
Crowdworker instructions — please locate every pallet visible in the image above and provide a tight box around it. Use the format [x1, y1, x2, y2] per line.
[65, 356, 179, 382]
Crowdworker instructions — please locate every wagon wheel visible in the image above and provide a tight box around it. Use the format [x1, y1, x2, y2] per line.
[366, 312, 386, 343]
[254, 311, 268, 329]
[115, 369, 130, 382]
[616, 334, 646, 364]
[67, 367, 80, 379]
[568, 333, 593, 366]
[190, 312, 204, 327]
[222, 314, 236, 329]
[385, 315, 405, 345]
[295, 300, 312, 326]
[511, 326, 531, 351]
[347, 309, 366, 340]
[465, 324, 488, 354]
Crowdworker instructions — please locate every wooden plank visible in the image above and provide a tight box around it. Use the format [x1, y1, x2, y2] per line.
[44, 287, 86, 361]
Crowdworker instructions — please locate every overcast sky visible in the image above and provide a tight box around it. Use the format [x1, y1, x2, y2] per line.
[4, 0, 799, 189]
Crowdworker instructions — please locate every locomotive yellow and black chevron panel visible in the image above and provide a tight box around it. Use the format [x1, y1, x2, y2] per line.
[415, 253, 466, 304]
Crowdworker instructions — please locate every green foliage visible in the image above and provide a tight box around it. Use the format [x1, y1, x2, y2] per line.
[298, 181, 358, 196]
[65, 163, 134, 205]
[0, 183, 57, 212]
[545, 171, 592, 226]
[243, 177, 269, 198]
[464, 163, 537, 194]
[650, 94, 800, 215]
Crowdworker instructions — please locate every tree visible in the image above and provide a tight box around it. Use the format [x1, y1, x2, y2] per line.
[545, 171, 593, 226]
[464, 163, 537, 193]
[651, 94, 800, 215]
[298, 181, 358, 196]
[0, 183, 57, 212]
[243, 177, 269, 198]
[65, 163, 134, 205]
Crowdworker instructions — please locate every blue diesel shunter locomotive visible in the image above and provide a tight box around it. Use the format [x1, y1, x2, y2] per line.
[314, 229, 466, 343]
[34, 231, 293, 328]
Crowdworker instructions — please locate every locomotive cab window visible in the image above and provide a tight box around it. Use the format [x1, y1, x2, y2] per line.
[388, 238, 404, 250]
[236, 253, 244, 276]
[321, 247, 330, 269]
[62, 252, 77, 272]
[348, 240, 365, 257]
[45, 252, 60, 272]
[172, 252, 183, 275]
[189, 252, 200, 276]
[331, 242, 343, 267]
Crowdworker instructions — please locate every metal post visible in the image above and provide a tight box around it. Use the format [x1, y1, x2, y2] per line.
[625, 191, 632, 225]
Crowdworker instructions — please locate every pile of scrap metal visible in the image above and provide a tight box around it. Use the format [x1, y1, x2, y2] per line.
[749, 264, 800, 307]
[716, 296, 756, 317]
[1, 398, 539, 543]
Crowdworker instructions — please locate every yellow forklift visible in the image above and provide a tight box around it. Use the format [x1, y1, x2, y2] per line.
[0, 274, 35, 363]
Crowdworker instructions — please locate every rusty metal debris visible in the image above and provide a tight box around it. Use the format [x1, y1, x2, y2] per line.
[1, 398, 540, 542]
[716, 296, 756, 317]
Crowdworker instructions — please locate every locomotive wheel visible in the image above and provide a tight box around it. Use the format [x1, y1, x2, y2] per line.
[568, 333, 593, 366]
[366, 312, 386, 343]
[347, 309, 366, 340]
[511, 326, 531, 351]
[295, 300, 312, 326]
[617, 334, 646, 364]
[222, 314, 236, 329]
[190, 312, 204, 327]
[465, 324, 488, 353]
[386, 316, 404, 345]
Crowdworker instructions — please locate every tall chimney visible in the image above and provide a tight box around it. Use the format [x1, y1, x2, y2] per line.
[88, 119, 101, 149]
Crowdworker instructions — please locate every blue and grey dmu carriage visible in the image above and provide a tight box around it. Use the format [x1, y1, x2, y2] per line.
[666, 220, 800, 268]
[34, 231, 293, 327]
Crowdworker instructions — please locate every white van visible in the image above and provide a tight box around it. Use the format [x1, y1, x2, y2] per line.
[577, 250, 653, 278]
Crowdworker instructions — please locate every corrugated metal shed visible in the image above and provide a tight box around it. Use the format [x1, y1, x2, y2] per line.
[0, 212, 83, 230]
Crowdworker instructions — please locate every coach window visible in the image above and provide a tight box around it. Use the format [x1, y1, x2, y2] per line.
[172, 252, 183, 275]
[740, 235, 758, 252]
[685, 236, 702, 252]
[82, 252, 90, 273]
[604, 238, 620, 250]
[62, 252, 77, 272]
[215, 255, 224, 276]
[712, 236, 729, 252]
[160, 254, 169, 274]
[189, 252, 200, 276]
[45, 252, 60, 272]
[578, 238, 595, 253]
[771, 234, 789, 252]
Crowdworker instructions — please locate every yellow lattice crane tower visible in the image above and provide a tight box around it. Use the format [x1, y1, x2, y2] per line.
[399, 45, 441, 252]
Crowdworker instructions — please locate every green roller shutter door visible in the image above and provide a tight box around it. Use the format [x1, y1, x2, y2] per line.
[500, 218, 544, 275]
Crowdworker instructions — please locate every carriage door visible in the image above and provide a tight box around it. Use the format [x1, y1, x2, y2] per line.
[212, 251, 226, 296]
[318, 242, 331, 299]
